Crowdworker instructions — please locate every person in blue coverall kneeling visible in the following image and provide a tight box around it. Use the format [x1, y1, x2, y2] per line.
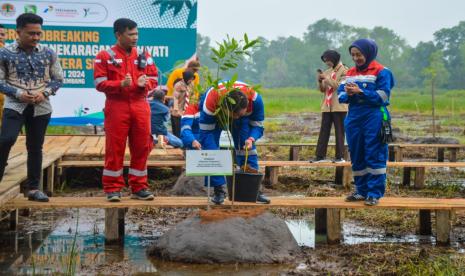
[180, 95, 202, 150]
[337, 39, 395, 206]
[198, 81, 270, 205]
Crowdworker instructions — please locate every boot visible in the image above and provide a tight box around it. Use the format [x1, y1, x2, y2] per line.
[211, 185, 226, 205]
[256, 191, 270, 204]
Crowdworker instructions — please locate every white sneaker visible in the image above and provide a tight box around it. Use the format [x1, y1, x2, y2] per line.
[309, 158, 330, 163]
[333, 158, 346, 163]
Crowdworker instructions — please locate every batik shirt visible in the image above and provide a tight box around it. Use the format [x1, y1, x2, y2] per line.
[0, 41, 63, 116]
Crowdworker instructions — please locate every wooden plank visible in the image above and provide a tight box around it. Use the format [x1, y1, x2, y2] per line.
[64, 145, 87, 156]
[0, 152, 63, 198]
[326, 208, 341, 244]
[4, 196, 465, 210]
[66, 136, 86, 147]
[396, 144, 465, 149]
[96, 136, 106, 155]
[81, 136, 101, 147]
[255, 143, 465, 149]
[0, 186, 20, 206]
[435, 210, 451, 245]
[0, 179, 23, 196]
[56, 160, 465, 169]
[3, 153, 27, 172]
[42, 136, 59, 150]
[58, 160, 185, 168]
[262, 161, 465, 168]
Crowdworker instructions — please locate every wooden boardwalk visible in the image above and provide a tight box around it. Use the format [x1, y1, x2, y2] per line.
[4, 196, 463, 245]
[9, 135, 184, 160]
[4, 196, 465, 210]
[2, 136, 465, 245]
[0, 135, 184, 207]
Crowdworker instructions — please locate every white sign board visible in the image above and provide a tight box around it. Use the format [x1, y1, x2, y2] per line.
[185, 150, 233, 176]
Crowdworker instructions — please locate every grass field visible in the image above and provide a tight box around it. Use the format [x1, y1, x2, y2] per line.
[260, 87, 465, 117]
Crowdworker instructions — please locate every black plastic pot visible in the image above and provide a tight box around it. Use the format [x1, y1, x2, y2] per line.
[226, 171, 263, 202]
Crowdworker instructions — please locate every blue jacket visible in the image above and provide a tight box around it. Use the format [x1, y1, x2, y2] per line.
[149, 99, 170, 136]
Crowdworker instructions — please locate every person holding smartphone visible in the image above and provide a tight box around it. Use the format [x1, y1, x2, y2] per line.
[337, 39, 395, 206]
[310, 50, 348, 163]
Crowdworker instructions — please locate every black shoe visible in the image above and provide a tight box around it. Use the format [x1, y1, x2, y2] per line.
[131, 189, 155, 200]
[106, 192, 122, 202]
[256, 192, 270, 204]
[364, 197, 379, 206]
[27, 190, 49, 202]
[345, 193, 365, 202]
[211, 186, 225, 205]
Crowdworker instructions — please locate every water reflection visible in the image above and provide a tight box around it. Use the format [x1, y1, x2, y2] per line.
[1, 209, 464, 274]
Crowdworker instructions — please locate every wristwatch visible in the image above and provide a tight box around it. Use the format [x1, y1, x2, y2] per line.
[43, 89, 51, 97]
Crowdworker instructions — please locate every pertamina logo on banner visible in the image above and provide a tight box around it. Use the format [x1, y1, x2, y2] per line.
[0, 3, 16, 17]
[40, 2, 107, 23]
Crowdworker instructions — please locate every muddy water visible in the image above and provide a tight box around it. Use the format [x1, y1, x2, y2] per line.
[1, 208, 464, 274]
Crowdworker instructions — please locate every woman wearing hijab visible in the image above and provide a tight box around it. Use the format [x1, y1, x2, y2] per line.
[337, 39, 395, 206]
[311, 50, 348, 163]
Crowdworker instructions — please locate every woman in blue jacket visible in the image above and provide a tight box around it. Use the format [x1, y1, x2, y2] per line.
[337, 39, 395, 206]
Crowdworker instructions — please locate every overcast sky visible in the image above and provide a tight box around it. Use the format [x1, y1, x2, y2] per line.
[197, 0, 465, 46]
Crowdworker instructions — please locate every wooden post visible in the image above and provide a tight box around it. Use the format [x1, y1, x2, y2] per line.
[45, 164, 55, 197]
[314, 208, 327, 235]
[9, 209, 19, 230]
[105, 208, 125, 244]
[388, 145, 395, 162]
[38, 169, 44, 191]
[343, 146, 350, 161]
[418, 210, 432, 235]
[402, 168, 412, 186]
[342, 166, 352, 188]
[435, 210, 451, 245]
[437, 148, 445, 162]
[414, 167, 426, 189]
[289, 146, 300, 161]
[394, 146, 403, 162]
[327, 208, 341, 244]
[264, 166, 279, 188]
[335, 167, 343, 185]
[449, 148, 457, 162]
[19, 208, 30, 217]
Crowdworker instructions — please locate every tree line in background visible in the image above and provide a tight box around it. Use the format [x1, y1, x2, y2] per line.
[197, 19, 465, 90]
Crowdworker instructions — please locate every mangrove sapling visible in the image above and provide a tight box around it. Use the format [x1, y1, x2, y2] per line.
[196, 34, 262, 203]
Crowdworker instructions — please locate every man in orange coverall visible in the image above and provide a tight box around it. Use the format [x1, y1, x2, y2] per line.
[94, 18, 158, 202]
